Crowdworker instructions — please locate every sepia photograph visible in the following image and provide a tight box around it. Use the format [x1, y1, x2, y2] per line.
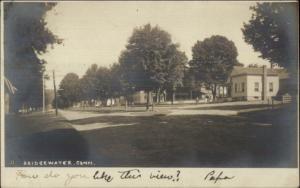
[1, 1, 299, 187]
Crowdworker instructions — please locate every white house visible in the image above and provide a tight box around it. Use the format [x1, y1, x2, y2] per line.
[229, 66, 279, 101]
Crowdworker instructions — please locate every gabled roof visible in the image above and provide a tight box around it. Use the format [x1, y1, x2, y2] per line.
[230, 66, 278, 77]
[274, 68, 289, 79]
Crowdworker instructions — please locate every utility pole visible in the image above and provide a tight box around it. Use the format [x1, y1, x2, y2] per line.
[42, 73, 45, 113]
[53, 70, 58, 116]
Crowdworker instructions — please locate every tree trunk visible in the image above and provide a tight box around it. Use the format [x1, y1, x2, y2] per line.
[152, 98, 155, 111]
[125, 98, 128, 112]
[212, 85, 217, 102]
[156, 88, 159, 104]
[146, 91, 150, 110]
[171, 90, 175, 105]
[157, 88, 161, 104]
[102, 99, 106, 107]
[110, 98, 113, 110]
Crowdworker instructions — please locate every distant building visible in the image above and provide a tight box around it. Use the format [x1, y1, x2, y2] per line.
[116, 91, 148, 106]
[132, 90, 147, 104]
[229, 66, 280, 101]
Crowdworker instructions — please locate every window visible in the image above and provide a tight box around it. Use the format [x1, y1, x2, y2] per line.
[254, 82, 259, 92]
[241, 83, 245, 92]
[235, 83, 237, 93]
[269, 82, 273, 92]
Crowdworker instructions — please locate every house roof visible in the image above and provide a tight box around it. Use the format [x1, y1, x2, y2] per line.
[274, 68, 289, 79]
[230, 66, 279, 77]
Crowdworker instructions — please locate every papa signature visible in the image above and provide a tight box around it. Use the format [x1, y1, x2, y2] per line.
[204, 170, 235, 184]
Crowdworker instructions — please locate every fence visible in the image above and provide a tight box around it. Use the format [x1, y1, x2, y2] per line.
[282, 94, 292, 104]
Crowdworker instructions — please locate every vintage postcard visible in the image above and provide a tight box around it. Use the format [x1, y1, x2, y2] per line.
[1, 1, 299, 187]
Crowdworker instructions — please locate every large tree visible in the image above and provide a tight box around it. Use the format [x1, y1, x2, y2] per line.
[79, 63, 129, 107]
[79, 64, 113, 105]
[190, 35, 238, 101]
[242, 3, 298, 73]
[109, 63, 125, 99]
[119, 24, 186, 109]
[163, 45, 188, 104]
[58, 73, 81, 108]
[182, 67, 203, 100]
[4, 2, 61, 111]
[80, 64, 99, 101]
[95, 67, 112, 103]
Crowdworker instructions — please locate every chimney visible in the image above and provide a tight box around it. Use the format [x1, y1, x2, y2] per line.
[262, 65, 268, 101]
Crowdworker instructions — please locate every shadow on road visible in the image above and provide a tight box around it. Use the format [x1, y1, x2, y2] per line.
[5, 113, 90, 167]
[6, 128, 89, 167]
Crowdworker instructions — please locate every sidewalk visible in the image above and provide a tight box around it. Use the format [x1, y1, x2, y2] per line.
[177, 100, 267, 109]
[61, 101, 278, 120]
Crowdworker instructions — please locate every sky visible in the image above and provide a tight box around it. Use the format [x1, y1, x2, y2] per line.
[40, 1, 270, 88]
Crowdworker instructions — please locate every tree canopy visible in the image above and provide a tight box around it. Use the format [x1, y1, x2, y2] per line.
[109, 63, 125, 98]
[95, 67, 112, 101]
[242, 3, 298, 73]
[190, 35, 238, 100]
[58, 73, 81, 108]
[78, 63, 124, 103]
[119, 24, 187, 108]
[163, 44, 188, 91]
[80, 64, 100, 101]
[4, 2, 61, 111]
